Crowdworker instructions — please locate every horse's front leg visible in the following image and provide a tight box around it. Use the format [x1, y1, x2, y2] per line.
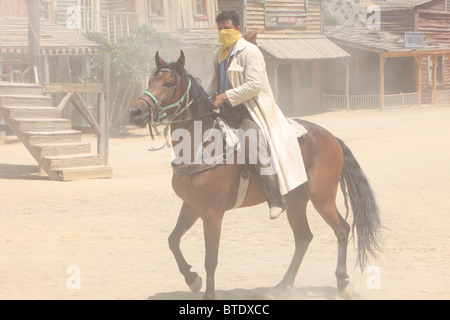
[202, 207, 224, 300]
[168, 202, 202, 292]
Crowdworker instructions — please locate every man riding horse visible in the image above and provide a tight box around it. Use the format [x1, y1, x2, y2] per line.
[210, 10, 308, 219]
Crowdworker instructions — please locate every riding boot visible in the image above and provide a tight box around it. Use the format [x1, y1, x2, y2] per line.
[254, 162, 286, 219]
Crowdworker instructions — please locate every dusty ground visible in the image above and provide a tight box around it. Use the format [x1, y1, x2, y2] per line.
[0, 105, 449, 300]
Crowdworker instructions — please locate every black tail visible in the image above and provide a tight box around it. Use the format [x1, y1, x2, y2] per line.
[337, 138, 382, 271]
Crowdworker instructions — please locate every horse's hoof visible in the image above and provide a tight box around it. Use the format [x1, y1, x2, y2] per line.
[203, 292, 215, 300]
[188, 274, 202, 293]
[339, 278, 353, 300]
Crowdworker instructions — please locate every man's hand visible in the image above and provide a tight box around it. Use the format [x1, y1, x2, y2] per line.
[211, 92, 229, 109]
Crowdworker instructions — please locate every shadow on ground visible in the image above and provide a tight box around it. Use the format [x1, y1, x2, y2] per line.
[148, 286, 362, 300]
[0, 164, 48, 180]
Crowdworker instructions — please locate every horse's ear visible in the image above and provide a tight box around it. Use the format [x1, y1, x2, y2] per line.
[175, 50, 185, 76]
[155, 51, 165, 69]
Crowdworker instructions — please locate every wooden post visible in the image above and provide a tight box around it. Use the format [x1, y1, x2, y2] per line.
[431, 55, 438, 104]
[345, 57, 350, 111]
[414, 55, 422, 106]
[28, 0, 40, 83]
[274, 59, 279, 103]
[99, 54, 110, 166]
[379, 54, 387, 109]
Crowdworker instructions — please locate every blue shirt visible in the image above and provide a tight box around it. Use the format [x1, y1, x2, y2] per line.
[219, 44, 237, 94]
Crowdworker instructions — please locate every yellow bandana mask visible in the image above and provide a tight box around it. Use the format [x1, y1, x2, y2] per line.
[217, 29, 242, 64]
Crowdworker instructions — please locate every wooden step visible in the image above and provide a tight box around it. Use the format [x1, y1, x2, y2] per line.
[43, 153, 102, 170]
[31, 142, 92, 157]
[12, 118, 72, 131]
[0, 94, 53, 107]
[0, 82, 43, 95]
[0, 106, 61, 119]
[55, 165, 113, 181]
[24, 129, 82, 144]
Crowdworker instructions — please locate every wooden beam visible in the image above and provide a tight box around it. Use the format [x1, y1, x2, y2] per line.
[28, 0, 40, 83]
[379, 55, 387, 109]
[414, 55, 422, 106]
[43, 83, 106, 94]
[57, 92, 73, 111]
[385, 50, 450, 58]
[71, 93, 102, 135]
[431, 55, 438, 104]
[341, 57, 350, 111]
[102, 54, 110, 166]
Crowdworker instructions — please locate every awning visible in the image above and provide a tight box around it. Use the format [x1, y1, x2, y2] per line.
[258, 36, 350, 60]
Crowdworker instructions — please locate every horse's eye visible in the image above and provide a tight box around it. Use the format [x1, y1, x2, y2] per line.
[163, 82, 173, 88]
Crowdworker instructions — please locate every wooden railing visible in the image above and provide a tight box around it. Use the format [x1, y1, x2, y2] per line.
[434, 90, 450, 104]
[323, 94, 379, 110]
[323, 92, 419, 110]
[41, 9, 147, 42]
[39, 53, 110, 166]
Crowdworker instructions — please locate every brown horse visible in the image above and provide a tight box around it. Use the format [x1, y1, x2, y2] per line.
[129, 51, 381, 300]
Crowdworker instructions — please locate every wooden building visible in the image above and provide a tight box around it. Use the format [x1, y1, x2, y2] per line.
[0, 0, 27, 17]
[378, 0, 450, 103]
[324, 25, 450, 109]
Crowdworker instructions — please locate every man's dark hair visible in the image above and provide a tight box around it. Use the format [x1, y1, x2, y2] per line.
[216, 10, 240, 28]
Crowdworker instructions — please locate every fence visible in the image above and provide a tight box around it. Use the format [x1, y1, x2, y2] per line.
[434, 90, 450, 104]
[323, 92, 419, 110]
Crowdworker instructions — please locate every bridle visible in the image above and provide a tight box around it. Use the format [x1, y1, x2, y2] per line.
[138, 68, 193, 126]
[137, 68, 194, 151]
[136, 67, 218, 152]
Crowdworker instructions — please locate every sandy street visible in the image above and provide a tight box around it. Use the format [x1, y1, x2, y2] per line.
[0, 105, 449, 300]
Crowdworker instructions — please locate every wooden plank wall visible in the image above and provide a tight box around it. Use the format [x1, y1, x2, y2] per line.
[380, 9, 416, 34]
[0, 0, 27, 17]
[417, 0, 447, 11]
[244, 0, 321, 36]
[172, 0, 216, 30]
[418, 11, 450, 101]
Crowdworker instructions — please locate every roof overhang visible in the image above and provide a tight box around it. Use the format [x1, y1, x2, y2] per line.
[0, 17, 98, 56]
[325, 26, 450, 57]
[257, 36, 350, 60]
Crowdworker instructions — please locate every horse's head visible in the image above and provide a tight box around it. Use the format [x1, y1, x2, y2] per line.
[129, 50, 187, 128]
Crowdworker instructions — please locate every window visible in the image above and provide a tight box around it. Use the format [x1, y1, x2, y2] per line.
[193, 0, 207, 17]
[300, 61, 313, 89]
[149, 0, 164, 17]
[79, 0, 94, 31]
[428, 56, 444, 85]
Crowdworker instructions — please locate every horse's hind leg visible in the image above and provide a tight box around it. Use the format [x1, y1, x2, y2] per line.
[306, 183, 352, 298]
[277, 187, 312, 290]
[168, 202, 202, 292]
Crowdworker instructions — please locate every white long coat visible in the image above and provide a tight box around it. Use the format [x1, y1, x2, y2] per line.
[211, 37, 307, 195]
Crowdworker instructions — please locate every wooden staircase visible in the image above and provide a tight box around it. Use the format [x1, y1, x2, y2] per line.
[0, 82, 113, 181]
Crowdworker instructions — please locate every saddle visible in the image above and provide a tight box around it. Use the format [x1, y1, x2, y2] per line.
[171, 112, 307, 209]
